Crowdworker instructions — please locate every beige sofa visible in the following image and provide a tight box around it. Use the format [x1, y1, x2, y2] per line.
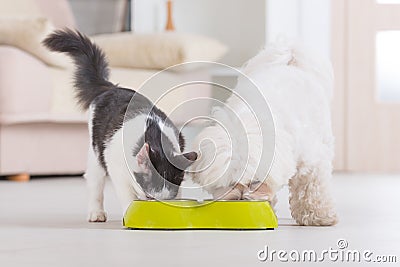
[0, 0, 223, 180]
[0, 0, 85, 179]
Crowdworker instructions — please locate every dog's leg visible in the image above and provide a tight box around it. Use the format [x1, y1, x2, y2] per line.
[217, 183, 247, 200]
[289, 163, 338, 226]
[243, 181, 277, 207]
[85, 147, 107, 222]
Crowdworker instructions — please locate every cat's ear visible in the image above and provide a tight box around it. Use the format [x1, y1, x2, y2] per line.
[134, 143, 150, 173]
[173, 151, 198, 170]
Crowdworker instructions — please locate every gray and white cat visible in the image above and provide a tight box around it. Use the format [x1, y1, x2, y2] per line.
[44, 30, 197, 222]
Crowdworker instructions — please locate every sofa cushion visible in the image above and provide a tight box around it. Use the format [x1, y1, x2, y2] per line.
[0, 0, 41, 16]
[0, 17, 71, 68]
[0, 0, 75, 28]
[92, 32, 228, 70]
[33, 0, 76, 28]
[0, 46, 53, 122]
[0, 46, 84, 125]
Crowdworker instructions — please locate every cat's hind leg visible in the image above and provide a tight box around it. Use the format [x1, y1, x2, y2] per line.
[85, 147, 107, 222]
[107, 158, 141, 213]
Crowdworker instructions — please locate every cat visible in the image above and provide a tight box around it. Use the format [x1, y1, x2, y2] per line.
[43, 29, 197, 222]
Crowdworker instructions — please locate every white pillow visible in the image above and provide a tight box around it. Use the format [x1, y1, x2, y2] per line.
[92, 32, 228, 70]
[0, 17, 69, 68]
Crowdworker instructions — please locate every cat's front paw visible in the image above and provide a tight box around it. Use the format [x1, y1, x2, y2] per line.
[88, 210, 107, 222]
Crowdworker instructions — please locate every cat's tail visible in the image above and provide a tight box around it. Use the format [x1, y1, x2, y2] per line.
[43, 29, 115, 110]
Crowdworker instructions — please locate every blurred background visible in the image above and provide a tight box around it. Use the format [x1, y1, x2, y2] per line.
[1, 1, 399, 265]
[1, 0, 399, 180]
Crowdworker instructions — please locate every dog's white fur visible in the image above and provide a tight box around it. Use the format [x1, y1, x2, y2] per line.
[192, 41, 338, 226]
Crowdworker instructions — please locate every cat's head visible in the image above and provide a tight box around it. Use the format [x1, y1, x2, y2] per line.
[133, 142, 197, 200]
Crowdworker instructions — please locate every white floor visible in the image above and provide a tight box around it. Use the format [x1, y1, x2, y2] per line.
[0, 174, 399, 267]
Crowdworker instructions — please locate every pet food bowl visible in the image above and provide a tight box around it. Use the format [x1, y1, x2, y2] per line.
[123, 200, 278, 230]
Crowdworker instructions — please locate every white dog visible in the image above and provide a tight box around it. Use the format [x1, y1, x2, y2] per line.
[191, 41, 338, 226]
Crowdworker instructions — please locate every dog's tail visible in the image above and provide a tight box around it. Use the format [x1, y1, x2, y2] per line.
[242, 38, 334, 99]
[43, 29, 115, 110]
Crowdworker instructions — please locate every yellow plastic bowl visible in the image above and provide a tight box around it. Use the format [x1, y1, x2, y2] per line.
[123, 200, 278, 230]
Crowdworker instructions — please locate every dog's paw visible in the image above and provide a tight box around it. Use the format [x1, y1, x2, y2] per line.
[292, 210, 338, 226]
[220, 183, 247, 200]
[242, 182, 276, 205]
[88, 210, 107, 222]
[289, 170, 338, 226]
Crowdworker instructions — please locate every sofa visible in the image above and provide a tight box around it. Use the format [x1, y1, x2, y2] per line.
[0, 0, 226, 180]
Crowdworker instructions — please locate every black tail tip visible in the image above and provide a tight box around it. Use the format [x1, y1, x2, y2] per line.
[42, 28, 85, 53]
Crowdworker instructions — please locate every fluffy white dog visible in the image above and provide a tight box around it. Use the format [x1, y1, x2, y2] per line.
[191, 41, 338, 226]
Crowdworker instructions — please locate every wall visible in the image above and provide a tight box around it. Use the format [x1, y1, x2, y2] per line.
[266, 0, 331, 56]
[133, 0, 331, 63]
[69, 0, 126, 35]
[133, 0, 266, 66]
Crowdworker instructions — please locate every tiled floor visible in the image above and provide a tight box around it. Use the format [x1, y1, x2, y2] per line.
[0, 174, 399, 266]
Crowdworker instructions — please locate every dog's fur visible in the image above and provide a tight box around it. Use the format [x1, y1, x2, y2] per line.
[192, 41, 338, 226]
